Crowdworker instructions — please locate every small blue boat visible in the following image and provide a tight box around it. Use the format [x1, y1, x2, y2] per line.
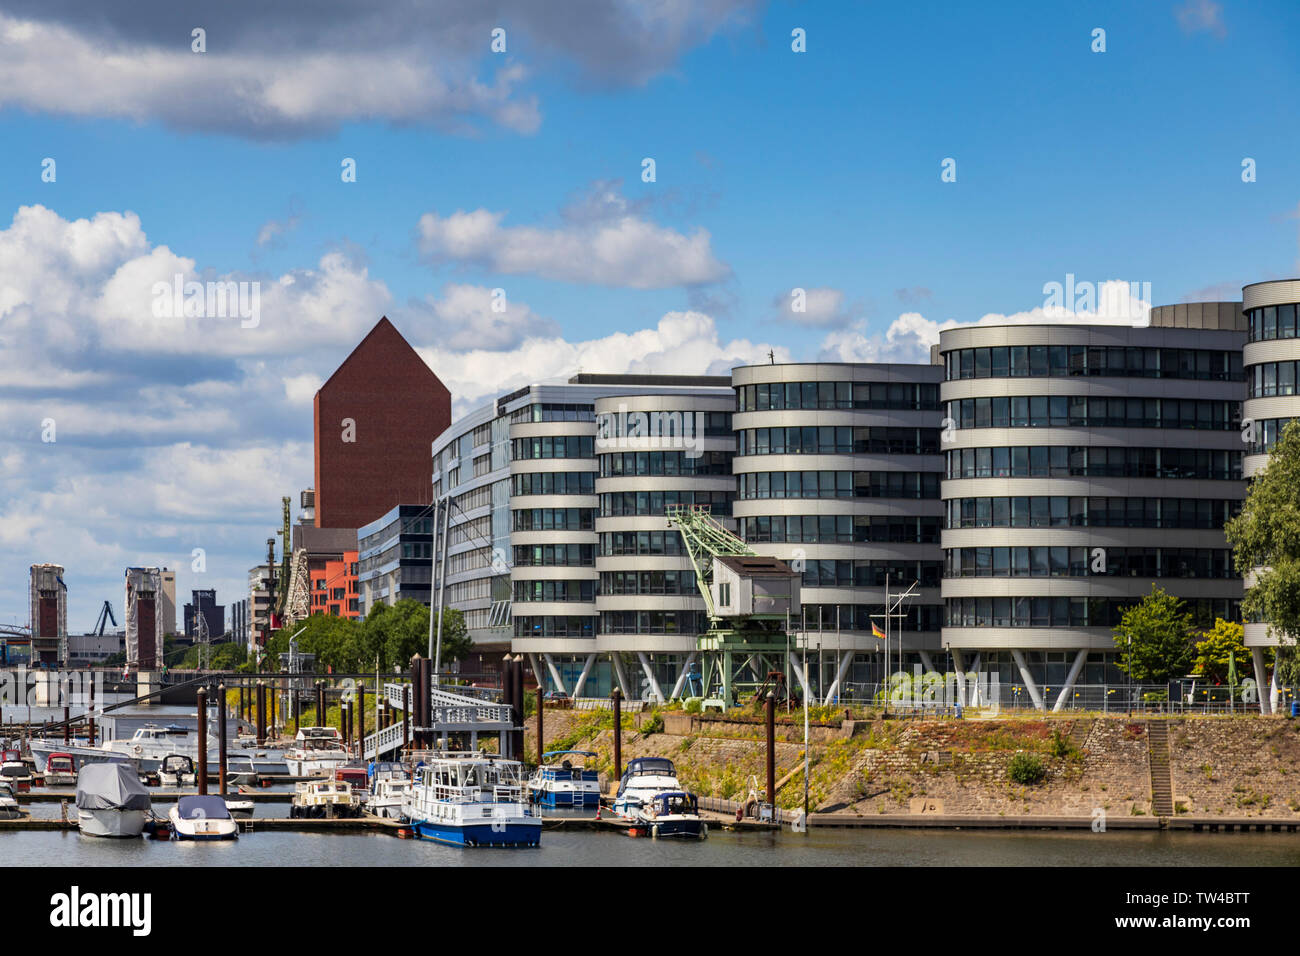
[527, 750, 600, 809]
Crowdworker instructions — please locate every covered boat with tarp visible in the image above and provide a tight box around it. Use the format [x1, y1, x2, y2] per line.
[75, 762, 151, 838]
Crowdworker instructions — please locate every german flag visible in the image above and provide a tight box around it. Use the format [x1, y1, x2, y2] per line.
[871, 622, 886, 640]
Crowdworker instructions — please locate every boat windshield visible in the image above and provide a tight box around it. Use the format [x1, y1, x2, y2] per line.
[627, 758, 675, 777]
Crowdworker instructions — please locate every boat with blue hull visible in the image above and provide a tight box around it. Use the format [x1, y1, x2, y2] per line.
[631, 791, 707, 840]
[401, 752, 541, 848]
[527, 750, 600, 809]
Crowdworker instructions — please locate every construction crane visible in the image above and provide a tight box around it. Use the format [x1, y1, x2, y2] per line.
[92, 601, 118, 636]
[665, 504, 800, 709]
[274, 496, 292, 617]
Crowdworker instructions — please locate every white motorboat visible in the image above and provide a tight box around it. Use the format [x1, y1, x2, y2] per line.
[290, 780, 363, 818]
[76, 763, 151, 838]
[225, 799, 255, 819]
[283, 727, 350, 777]
[169, 795, 239, 841]
[364, 777, 411, 819]
[630, 790, 707, 840]
[42, 752, 77, 788]
[402, 752, 541, 847]
[157, 754, 197, 787]
[1, 748, 33, 793]
[0, 781, 24, 820]
[612, 757, 688, 821]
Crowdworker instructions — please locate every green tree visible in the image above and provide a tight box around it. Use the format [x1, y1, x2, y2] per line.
[1112, 585, 1195, 684]
[361, 600, 473, 672]
[1225, 418, 1300, 686]
[1192, 619, 1249, 683]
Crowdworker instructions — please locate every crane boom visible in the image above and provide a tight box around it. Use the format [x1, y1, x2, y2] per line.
[665, 504, 755, 622]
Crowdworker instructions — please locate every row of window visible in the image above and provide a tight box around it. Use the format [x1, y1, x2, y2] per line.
[599, 450, 732, 477]
[945, 597, 1238, 630]
[600, 490, 732, 517]
[944, 346, 1242, 382]
[512, 580, 597, 603]
[739, 514, 943, 544]
[510, 402, 597, 424]
[1249, 360, 1300, 397]
[946, 396, 1241, 431]
[599, 570, 698, 595]
[736, 426, 939, 457]
[1247, 304, 1300, 343]
[511, 508, 596, 531]
[735, 381, 940, 413]
[599, 611, 710, 635]
[737, 471, 941, 500]
[945, 446, 1242, 481]
[513, 544, 597, 567]
[945, 496, 1240, 530]
[511, 436, 595, 460]
[800, 603, 942, 632]
[513, 616, 596, 638]
[945, 547, 1236, 579]
[510, 472, 596, 496]
[598, 531, 687, 556]
[594, 410, 733, 438]
[799, 559, 943, 589]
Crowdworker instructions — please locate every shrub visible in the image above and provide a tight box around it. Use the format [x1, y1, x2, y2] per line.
[641, 712, 664, 735]
[1007, 752, 1046, 785]
[684, 698, 703, 714]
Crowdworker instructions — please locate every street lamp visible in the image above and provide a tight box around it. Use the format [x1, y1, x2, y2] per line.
[1126, 634, 1132, 719]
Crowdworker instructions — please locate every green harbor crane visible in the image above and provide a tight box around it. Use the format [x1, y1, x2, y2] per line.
[664, 504, 800, 710]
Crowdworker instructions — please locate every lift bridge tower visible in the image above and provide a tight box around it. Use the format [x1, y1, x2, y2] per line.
[664, 505, 800, 709]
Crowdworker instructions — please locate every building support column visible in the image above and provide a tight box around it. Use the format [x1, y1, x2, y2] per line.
[527, 654, 544, 693]
[1271, 658, 1280, 714]
[636, 652, 665, 703]
[967, 653, 983, 706]
[669, 652, 698, 700]
[1052, 649, 1089, 713]
[918, 650, 937, 673]
[542, 653, 567, 696]
[1252, 647, 1271, 716]
[951, 649, 968, 708]
[610, 653, 632, 699]
[1010, 649, 1045, 712]
[571, 653, 596, 699]
[790, 655, 810, 701]
[822, 651, 855, 705]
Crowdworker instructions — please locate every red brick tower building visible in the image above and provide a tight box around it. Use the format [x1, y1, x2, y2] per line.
[313, 317, 451, 530]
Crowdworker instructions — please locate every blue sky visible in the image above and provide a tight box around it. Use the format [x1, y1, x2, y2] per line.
[0, 0, 1296, 632]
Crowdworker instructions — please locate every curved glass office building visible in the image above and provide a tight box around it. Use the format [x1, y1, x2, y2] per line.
[731, 363, 946, 700]
[594, 392, 735, 699]
[1241, 279, 1300, 711]
[937, 303, 1246, 710]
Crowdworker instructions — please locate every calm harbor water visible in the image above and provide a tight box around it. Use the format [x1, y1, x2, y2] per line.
[6, 826, 1300, 867]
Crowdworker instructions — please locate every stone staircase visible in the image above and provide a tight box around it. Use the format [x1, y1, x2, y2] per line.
[1147, 720, 1174, 816]
[1067, 718, 1093, 752]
